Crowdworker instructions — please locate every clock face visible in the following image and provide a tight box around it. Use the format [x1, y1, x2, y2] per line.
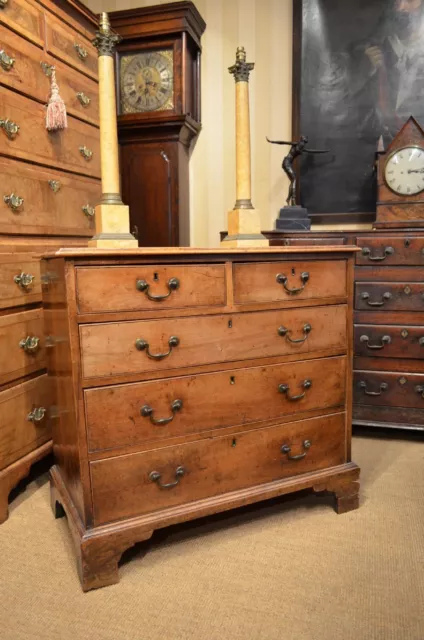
[120, 50, 174, 114]
[384, 146, 424, 196]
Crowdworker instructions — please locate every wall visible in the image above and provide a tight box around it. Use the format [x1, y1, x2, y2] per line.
[84, 0, 293, 246]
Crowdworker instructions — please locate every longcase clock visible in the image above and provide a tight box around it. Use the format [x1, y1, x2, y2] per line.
[110, 2, 206, 246]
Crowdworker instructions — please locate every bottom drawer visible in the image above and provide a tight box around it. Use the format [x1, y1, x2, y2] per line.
[354, 370, 424, 409]
[0, 375, 51, 470]
[353, 404, 424, 429]
[91, 412, 346, 526]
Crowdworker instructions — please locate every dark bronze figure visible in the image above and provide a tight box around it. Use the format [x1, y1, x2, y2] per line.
[266, 135, 329, 206]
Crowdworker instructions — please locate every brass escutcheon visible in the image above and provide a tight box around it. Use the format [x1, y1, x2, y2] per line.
[398, 377, 407, 385]
[27, 407, 46, 423]
[48, 179, 61, 193]
[14, 272, 34, 290]
[0, 118, 19, 140]
[79, 146, 93, 160]
[401, 329, 409, 339]
[19, 336, 40, 354]
[4, 193, 23, 211]
[74, 43, 88, 60]
[40, 61, 54, 77]
[0, 49, 15, 71]
[404, 286, 412, 295]
[76, 91, 91, 107]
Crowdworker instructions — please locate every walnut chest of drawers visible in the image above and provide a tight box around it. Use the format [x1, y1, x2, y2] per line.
[43, 247, 360, 591]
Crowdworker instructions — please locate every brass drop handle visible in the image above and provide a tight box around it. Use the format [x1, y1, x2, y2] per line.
[279, 379, 312, 401]
[278, 323, 311, 344]
[419, 337, 424, 347]
[149, 466, 185, 489]
[48, 179, 61, 193]
[14, 272, 34, 290]
[360, 291, 392, 307]
[135, 335, 179, 360]
[4, 193, 23, 211]
[74, 43, 88, 60]
[76, 92, 91, 107]
[27, 407, 46, 423]
[0, 118, 19, 140]
[136, 277, 180, 301]
[19, 336, 40, 354]
[79, 146, 93, 161]
[141, 399, 183, 426]
[82, 204, 95, 218]
[415, 385, 424, 398]
[361, 246, 394, 261]
[0, 0, 8, 8]
[281, 439, 311, 461]
[358, 381, 388, 396]
[276, 271, 309, 294]
[40, 61, 54, 77]
[0, 49, 15, 71]
[360, 334, 391, 350]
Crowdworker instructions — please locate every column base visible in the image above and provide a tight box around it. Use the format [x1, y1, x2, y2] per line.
[221, 234, 269, 248]
[88, 202, 138, 248]
[221, 207, 269, 247]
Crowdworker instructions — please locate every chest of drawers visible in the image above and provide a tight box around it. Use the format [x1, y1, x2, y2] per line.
[44, 247, 360, 591]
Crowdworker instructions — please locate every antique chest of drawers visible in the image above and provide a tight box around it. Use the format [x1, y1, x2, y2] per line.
[43, 247, 360, 591]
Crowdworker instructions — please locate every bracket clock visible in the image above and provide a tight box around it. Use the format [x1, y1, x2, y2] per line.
[376, 116, 424, 229]
[110, 2, 206, 246]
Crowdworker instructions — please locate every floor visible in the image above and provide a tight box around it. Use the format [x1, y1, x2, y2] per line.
[0, 431, 423, 640]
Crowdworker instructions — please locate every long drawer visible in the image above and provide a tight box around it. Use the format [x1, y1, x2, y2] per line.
[354, 324, 424, 359]
[85, 356, 347, 451]
[355, 282, 424, 311]
[0, 309, 45, 385]
[354, 370, 424, 409]
[80, 305, 347, 379]
[0, 157, 99, 236]
[90, 412, 346, 525]
[0, 374, 51, 471]
[0, 0, 43, 48]
[0, 87, 100, 178]
[0, 255, 41, 310]
[356, 236, 424, 266]
[233, 260, 347, 303]
[45, 12, 98, 80]
[353, 404, 424, 429]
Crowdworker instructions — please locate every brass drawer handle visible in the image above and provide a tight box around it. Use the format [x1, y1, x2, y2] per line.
[40, 61, 54, 77]
[149, 466, 185, 489]
[27, 407, 46, 423]
[135, 335, 179, 360]
[276, 271, 309, 294]
[361, 246, 394, 261]
[279, 379, 311, 401]
[74, 43, 88, 60]
[360, 291, 392, 307]
[278, 323, 311, 344]
[0, 0, 8, 8]
[141, 399, 183, 426]
[281, 439, 311, 461]
[48, 179, 61, 193]
[136, 277, 180, 301]
[0, 49, 15, 71]
[79, 146, 93, 161]
[76, 91, 91, 107]
[360, 334, 391, 350]
[419, 337, 424, 347]
[358, 381, 388, 396]
[4, 193, 23, 211]
[19, 336, 40, 354]
[82, 204, 95, 218]
[415, 385, 424, 398]
[14, 272, 34, 290]
[0, 118, 19, 140]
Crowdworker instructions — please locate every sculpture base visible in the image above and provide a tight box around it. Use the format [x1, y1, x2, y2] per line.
[275, 206, 311, 231]
[88, 202, 138, 248]
[221, 207, 269, 247]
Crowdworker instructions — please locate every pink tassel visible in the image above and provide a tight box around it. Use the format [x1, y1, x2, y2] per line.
[46, 67, 67, 131]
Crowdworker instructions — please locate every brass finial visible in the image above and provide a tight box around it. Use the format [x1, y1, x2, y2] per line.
[236, 47, 246, 63]
[99, 12, 111, 35]
[93, 11, 121, 57]
[229, 46, 254, 83]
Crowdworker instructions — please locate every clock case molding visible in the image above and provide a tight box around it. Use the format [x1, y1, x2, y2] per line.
[110, 2, 206, 247]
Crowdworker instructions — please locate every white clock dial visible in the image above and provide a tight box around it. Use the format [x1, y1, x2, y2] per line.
[384, 146, 424, 196]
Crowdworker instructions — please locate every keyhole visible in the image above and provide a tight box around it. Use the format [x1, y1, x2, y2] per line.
[228, 319, 232, 328]
[291, 267, 296, 275]
[153, 272, 159, 281]
[231, 438, 237, 447]
[405, 238, 410, 248]
[230, 376, 235, 385]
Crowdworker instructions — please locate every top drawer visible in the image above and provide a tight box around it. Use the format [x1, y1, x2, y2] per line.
[45, 13, 98, 80]
[233, 260, 347, 304]
[356, 236, 424, 266]
[0, 0, 43, 47]
[76, 265, 226, 314]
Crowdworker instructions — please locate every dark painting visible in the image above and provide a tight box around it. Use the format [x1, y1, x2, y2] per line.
[296, 0, 424, 214]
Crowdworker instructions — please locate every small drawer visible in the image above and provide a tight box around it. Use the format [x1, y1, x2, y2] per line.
[0, 255, 41, 310]
[277, 237, 345, 247]
[0, 0, 43, 47]
[355, 282, 424, 311]
[45, 13, 98, 80]
[85, 356, 347, 451]
[80, 305, 347, 379]
[90, 412, 346, 525]
[354, 370, 424, 409]
[356, 236, 424, 266]
[0, 156, 100, 236]
[0, 309, 45, 385]
[0, 374, 51, 471]
[354, 324, 424, 359]
[233, 260, 347, 304]
[76, 265, 226, 314]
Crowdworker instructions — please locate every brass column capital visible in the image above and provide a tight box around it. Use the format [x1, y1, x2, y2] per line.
[93, 12, 121, 57]
[228, 46, 254, 83]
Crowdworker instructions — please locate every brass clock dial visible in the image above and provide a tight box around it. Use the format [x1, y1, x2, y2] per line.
[384, 145, 424, 196]
[120, 50, 174, 114]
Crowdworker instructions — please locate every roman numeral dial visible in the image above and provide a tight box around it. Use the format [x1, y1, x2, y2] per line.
[384, 146, 424, 196]
[120, 50, 174, 114]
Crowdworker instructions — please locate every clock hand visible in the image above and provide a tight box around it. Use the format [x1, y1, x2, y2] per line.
[408, 168, 424, 174]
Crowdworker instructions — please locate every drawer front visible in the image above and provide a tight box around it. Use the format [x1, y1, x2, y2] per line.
[356, 236, 424, 266]
[0, 157, 99, 236]
[90, 412, 346, 525]
[0, 257, 41, 310]
[355, 282, 424, 311]
[0, 0, 43, 47]
[354, 324, 424, 359]
[80, 305, 348, 379]
[0, 87, 100, 178]
[353, 404, 424, 429]
[354, 369, 424, 409]
[0, 374, 51, 470]
[85, 356, 347, 451]
[277, 237, 345, 247]
[0, 309, 45, 385]
[45, 14, 98, 80]
[76, 264, 226, 314]
[233, 260, 347, 304]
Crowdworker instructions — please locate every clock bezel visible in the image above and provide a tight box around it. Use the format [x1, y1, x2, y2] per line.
[384, 144, 424, 197]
